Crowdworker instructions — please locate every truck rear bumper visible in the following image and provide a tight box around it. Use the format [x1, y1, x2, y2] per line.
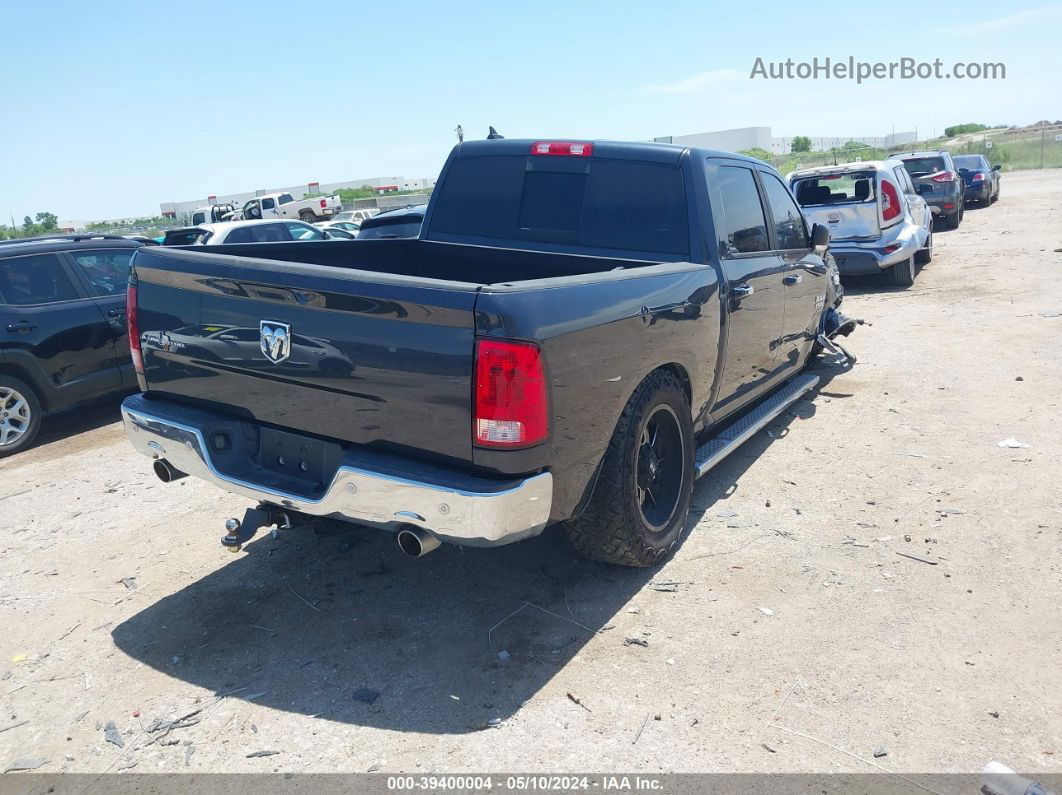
[121, 394, 552, 547]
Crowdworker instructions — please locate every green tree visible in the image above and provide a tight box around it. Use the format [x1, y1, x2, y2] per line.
[35, 212, 58, 230]
[791, 135, 812, 153]
[22, 215, 33, 231]
[944, 123, 988, 137]
[738, 147, 772, 162]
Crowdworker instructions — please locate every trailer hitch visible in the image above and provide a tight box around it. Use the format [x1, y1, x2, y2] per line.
[221, 504, 294, 552]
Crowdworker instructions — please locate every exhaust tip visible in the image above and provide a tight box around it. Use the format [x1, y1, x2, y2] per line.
[396, 526, 441, 558]
[152, 459, 186, 483]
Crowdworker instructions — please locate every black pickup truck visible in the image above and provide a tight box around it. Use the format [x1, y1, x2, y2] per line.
[121, 139, 853, 567]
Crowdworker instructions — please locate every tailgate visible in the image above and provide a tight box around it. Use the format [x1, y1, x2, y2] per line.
[131, 246, 479, 462]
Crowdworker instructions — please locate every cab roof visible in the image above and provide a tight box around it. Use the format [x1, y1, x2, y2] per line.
[452, 138, 769, 167]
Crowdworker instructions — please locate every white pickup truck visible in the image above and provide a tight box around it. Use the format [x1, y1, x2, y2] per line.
[239, 192, 341, 223]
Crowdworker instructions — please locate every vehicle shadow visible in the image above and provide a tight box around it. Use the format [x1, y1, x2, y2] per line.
[27, 391, 134, 449]
[111, 358, 846, 735]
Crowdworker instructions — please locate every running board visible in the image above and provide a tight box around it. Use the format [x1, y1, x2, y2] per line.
[695, 373, 820, 478]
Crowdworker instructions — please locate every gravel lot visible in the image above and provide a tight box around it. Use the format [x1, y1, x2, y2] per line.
[1, 169, 1060, 779]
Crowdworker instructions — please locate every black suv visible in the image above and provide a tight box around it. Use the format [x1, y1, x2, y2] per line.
[0, 235, 142, 456]
[891, 150, 965, 230]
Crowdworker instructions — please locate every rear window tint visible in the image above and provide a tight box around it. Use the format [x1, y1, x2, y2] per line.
[898, 157, 946, 176]
[430, 155, 689, 257]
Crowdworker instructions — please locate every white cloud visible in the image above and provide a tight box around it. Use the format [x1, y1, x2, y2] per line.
[645, 68, 742, 94]
[937, 5, 1061, 35]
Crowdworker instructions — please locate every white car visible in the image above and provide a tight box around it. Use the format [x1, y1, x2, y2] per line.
[239, 192, 341, 224]
[788, 159, 933, 287]
[333, 208, 379, 223]
[316, 219, 361, 237]
[174, 219, 340, 245]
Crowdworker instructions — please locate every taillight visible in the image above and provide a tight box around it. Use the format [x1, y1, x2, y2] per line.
[530, 141, 594, 157]
[880, 179, 901, 222]
[972, 172, 984, 181]
[474, 339, 548, 448]
[127, 283, 143, 374]
[320, 199, 327, 208]
[931, 170, 957, 183]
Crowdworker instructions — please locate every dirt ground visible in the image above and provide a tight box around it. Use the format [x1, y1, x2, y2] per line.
[1, 169, 1060, 780]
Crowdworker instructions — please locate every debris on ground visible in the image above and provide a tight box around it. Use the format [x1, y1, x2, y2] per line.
[245, 750, 280, 758]
[184, 744, 195, 766]
[873, 746, 888, 758]
[103, 721, 124, 748]
[762, 743, 777, 753]
[118, 577, 138, 590]
[758, 607, 775, 616]
[624, 637, 649, 647]
[989, 711, 1000, 718]
[0, 720, 28, 735]
[997, 438, 1030, 449]
[116, 758, 137, 771]
[141, 708, 202, 747]
[896, 552, 939, 566]
[3, 757, 47, 773]
[649, 581, 685, 592]
[497, 650, 511, 663]
[567, 692, 591, 712]
[352, 687, 380, 705]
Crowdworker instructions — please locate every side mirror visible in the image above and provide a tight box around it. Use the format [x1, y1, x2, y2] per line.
[992, 164, 1001, 171]
[810, 223, 829, 254]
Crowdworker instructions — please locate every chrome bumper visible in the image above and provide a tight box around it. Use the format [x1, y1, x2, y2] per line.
[121, 395, 552, 547]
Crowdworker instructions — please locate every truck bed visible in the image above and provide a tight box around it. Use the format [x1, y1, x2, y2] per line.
[130, 241, 687, 472]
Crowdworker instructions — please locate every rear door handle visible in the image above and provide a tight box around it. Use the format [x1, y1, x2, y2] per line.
[731, 284, 754, 298]
[6, 321, 38, 333]
[783, 274, 803, 285]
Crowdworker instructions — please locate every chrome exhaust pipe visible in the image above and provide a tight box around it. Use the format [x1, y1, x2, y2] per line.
[396, 525, 441, 558]
[152, 459, 187, 483]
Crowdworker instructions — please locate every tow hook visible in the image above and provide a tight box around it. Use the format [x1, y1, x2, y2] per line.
[222, 504, 294, 552]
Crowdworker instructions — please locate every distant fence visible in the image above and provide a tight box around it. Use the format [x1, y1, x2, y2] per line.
[757, 124, 1062, 174]
[345, 192, 431, 211]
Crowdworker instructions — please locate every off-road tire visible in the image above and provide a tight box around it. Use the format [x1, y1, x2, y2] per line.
[915, 230, 933, 265]
[0, 376, 42, 459]
[889, 256, 916, 287]
[565, 370, 694, 567]
[299, 211, 316, 223]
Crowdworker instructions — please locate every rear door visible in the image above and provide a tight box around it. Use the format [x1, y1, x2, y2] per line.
[0, 252, 121, 405]
[757, 170, 827, 368]
[893, 165, 926, 230]
[706, 160, 785, 415]
[65, 247, 136, 383]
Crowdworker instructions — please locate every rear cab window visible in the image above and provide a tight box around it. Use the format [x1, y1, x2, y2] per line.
[793, 171, 876, 206]
[428, 153, 690, 259]
[712, 165, 769, 255]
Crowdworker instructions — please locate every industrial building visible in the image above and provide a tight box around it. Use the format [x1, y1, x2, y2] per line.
[653, 126, 917, 155]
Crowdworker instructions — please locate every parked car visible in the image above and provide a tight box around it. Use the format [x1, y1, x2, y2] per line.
[165, 219, 342, 245]
[789, 159, 932, 286]
[318, 226, 356, 240]
[121, 138, 856, 568]
[891, 150, 965, 230]
[0, 235, 144, 456]
[355, 205, 425, 239]
[332, 209, 379, 224]
[190, 204, 236, 225]
[953, 154, 1001, 205]
[238, 192, 340, 224]
[316, 219, 361, 236]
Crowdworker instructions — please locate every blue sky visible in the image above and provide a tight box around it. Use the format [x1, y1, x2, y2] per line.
[3, 0, 1058, 221]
